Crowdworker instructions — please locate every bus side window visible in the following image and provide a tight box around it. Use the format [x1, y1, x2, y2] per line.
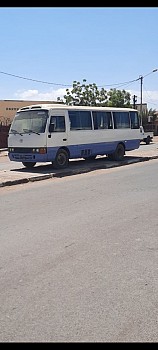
[130, 111, 139, 129]
[113, 112, 130, 129]
[69, 111, 92, 130]
[92, 111, 113, 130]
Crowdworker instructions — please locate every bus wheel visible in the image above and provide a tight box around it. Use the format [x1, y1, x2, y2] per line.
[108, 143, 125, 161]
[113, 143, 125, 161]
[54, 149, 69, 169]
[22, 162, 36, 168]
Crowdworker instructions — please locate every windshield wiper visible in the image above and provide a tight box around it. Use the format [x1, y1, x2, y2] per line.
[10, 129, 23, 136]
[23, 129, 40, 135]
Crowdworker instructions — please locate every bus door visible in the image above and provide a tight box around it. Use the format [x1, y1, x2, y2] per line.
[47, 110, 68, 151]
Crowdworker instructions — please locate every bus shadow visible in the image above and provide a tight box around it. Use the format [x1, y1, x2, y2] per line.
[10, 155, 144, 176]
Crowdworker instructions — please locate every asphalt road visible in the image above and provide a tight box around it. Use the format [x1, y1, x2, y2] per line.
[1, 158, 158, 342]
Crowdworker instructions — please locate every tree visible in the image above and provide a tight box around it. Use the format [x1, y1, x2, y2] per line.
[61, 79, 132, 107]
[148, 108, 157, 122]
[141, 108, 157, 132]
[107, 88, 131, 107]
[142, 108, 157, 126]
[63, 79, 108, 106]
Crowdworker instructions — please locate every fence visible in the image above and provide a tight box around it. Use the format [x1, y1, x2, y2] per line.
[0, 125, 10, 148]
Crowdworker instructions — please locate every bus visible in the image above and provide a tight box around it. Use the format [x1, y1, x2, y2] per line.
[8, 103, 141, 169]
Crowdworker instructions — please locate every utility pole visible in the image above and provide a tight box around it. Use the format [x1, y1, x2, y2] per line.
[140, 75, 143, 126]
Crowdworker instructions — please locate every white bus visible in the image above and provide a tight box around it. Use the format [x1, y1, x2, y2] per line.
[8, 103, 141, 169]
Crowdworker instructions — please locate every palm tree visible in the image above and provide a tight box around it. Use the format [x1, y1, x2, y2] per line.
[142, 108, 157, 133]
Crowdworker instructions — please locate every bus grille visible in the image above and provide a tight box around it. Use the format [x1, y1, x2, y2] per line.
[11, 148, 33, 153]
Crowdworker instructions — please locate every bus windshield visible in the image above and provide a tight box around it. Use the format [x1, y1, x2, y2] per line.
[10, 110, 49, 134]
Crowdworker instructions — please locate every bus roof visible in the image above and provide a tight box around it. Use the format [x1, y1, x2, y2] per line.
[18, 103, 138, 112]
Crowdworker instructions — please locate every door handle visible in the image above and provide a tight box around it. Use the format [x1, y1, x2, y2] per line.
[63, 138, 67, 141]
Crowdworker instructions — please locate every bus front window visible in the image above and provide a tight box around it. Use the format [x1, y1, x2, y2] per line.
[10, 110, 48, 134]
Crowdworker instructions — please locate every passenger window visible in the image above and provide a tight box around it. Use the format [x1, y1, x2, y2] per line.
[113, 112, 130, 129]
[68, 110, 92, 130]
[92, 111, 113, 129]
[130, 111, 139, 129]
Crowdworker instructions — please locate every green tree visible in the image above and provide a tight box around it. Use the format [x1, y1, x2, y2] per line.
[148, 108, 157, 122]
[107, 88, 131, 107]
[63, 79, 108, 106]
[61, 79, 132, 107]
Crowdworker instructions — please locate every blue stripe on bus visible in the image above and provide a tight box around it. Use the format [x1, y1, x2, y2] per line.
[8, 139, 140, 163]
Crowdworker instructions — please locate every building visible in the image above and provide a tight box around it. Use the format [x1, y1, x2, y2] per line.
[134, 103, 148, 114]
[0, 99, 59, 126]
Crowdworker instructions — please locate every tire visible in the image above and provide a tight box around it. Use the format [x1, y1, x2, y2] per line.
[53, 148, 69, 169]
[145, 136, 150, 145]
[108, 143, 125, 161]
[22, 162, 36, 168]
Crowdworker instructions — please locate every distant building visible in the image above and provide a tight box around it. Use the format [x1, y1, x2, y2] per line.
[0, 99, 60, 126]
[134, 103, 148, 114]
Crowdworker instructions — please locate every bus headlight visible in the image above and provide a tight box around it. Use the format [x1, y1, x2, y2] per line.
[32, 148, 47, 154]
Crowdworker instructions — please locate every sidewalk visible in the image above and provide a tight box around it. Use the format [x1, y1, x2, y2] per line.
[0, 138, 158, 188]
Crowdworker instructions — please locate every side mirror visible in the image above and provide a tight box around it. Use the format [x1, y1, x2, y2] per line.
[49, 123, 55, 133]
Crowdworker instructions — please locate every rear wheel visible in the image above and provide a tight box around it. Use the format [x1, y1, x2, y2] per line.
[108, 143, 125, 161]
[22, 162, 36, 168]
[53, 148, 69, 169]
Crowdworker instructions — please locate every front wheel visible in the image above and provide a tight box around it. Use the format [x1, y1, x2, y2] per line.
[22, 162, 36, 168]
[53, 149, 69, 169]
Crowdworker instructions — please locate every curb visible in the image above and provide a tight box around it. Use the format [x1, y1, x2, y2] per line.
[1, 154, 158, 188]
[0, 148, 7, 152]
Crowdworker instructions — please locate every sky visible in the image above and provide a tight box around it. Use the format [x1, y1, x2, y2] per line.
[0, 6, 158, 110]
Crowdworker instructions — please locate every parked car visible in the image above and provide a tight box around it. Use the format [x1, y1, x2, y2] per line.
[140, 126, 153, 144]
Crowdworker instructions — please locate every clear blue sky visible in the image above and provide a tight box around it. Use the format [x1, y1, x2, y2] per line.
[0, 7, 158, 110]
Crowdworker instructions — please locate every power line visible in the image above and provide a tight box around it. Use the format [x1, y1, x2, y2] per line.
[0, 71, 70, 87]
[1, 69, 157, 109]
[0, 70, 139, 89]
[98, 78, 139, 88]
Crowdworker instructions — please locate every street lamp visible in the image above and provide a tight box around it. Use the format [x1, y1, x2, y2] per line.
[139, 68, 158, 126]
